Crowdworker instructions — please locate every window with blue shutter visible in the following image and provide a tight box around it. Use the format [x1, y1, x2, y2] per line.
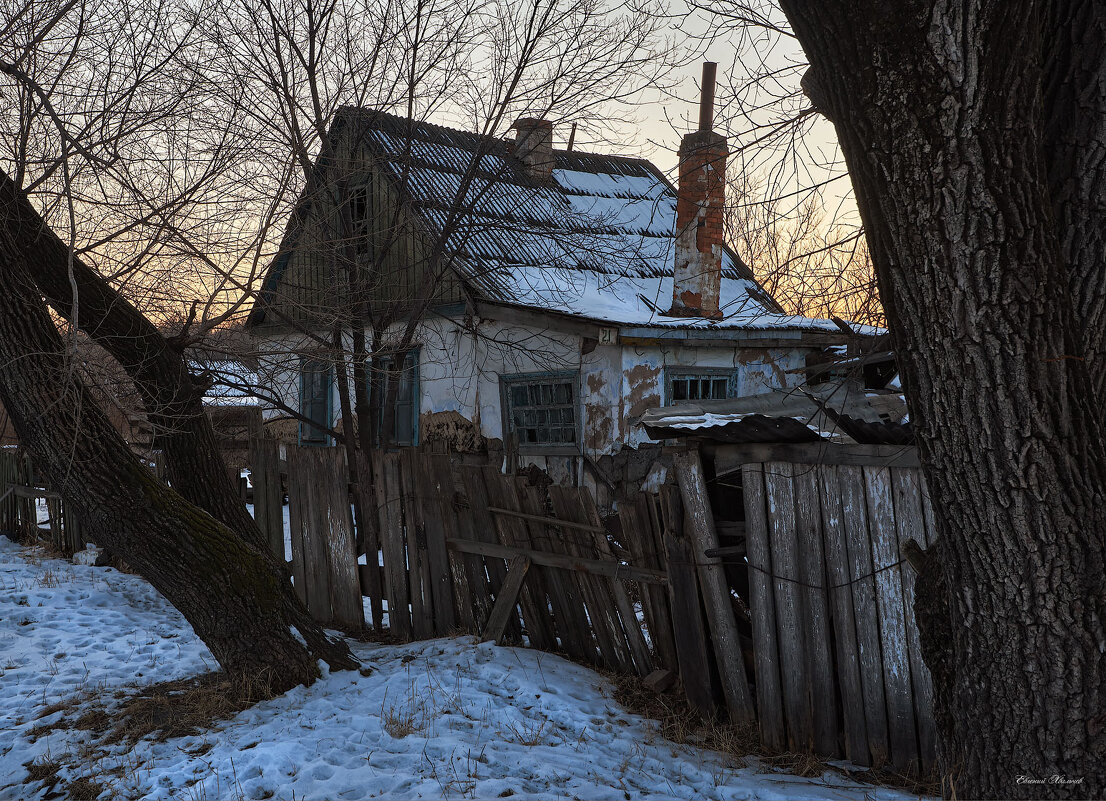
[299, 357, 333, 445]
[371, 349, 419, 446]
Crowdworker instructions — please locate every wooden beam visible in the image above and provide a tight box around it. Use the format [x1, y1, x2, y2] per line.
[445, 537, 668, 585]
[481, 555, 531, 645]
[707, 442, 919, 475]
[487, 506, 604, 534]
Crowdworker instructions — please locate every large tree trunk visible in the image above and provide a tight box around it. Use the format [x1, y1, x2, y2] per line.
[780, 1, 1106, 797]
[0, 186, 356, 691]
[0, 171, 264, 550]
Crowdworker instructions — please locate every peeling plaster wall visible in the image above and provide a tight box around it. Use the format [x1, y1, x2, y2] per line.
[252, 321, 809, 455]
[620, 344, 807, 448]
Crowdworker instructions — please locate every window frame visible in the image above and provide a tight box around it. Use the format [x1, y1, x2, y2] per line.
[663, 366, 739, 405]
[499, 370, 581, 455]
[370, 348, 420, 447]
[298, 356, 334, 446]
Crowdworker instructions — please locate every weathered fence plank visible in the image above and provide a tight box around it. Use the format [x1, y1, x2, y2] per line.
[664, 533, 716, 719]
[818, 464, 870, 766]
[482, 469, 555, 650]
[286, 447, 310, 606]
[763, 461, 812, 751]
[287, 447, 332, 623]
[400, 449, 433, 640]
[673, 448, 756, 726]
[793, 463, 839, 757]
[481, 555, 531, 645]
[839, 464, 890, 767]
[375, 451, 411, 640]
[865, 466, 919, 773]
[742, 463, 786, 750]
[248, 434, 284, 563]
[891, 467, 936, 774]
[519, 484, 596, 662]
[419, 453, 458, 634]
[318, 449, 363, 631]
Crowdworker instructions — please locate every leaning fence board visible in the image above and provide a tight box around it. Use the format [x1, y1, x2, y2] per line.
[518, 484, 596, 663]
[481, 555, 531, 645]
[548, 485, 631, 672]
[838, 464, 890, 767]
[673, 449, 756, 726]
[864, 466, 919, 773]
[763, 461, 811, 749]
[573, 486, 654, 677]
[461, 468, 521, 642]
[793, 463, 839, 757]
[286, 447, 311, 606]
[891, 467, 935, 773]
[818, 464, 869, 765]
[742, 463, 786, 750]
[481, 469, 555, 650]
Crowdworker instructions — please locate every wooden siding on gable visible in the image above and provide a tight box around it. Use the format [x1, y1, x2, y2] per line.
[256, 141, 465, 332]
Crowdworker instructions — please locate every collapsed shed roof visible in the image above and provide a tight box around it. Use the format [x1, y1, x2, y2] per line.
[639, 382, 912, 445]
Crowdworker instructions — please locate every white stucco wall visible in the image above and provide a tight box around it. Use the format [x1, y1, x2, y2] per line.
[252, 315, 810, 455]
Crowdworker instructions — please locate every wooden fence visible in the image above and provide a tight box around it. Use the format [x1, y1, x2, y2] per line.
[0, 448, 83, 554]
[742, 456, 936, 775]
[249, 441, 937, 777]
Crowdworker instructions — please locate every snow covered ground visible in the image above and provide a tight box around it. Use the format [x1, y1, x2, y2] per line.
[0, 538, 921, 800]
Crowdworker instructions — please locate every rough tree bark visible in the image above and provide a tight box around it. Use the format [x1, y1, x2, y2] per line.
[0, 186, 357, 691]
[778, 0, 1106, 797]
[0, 171, 264, 549]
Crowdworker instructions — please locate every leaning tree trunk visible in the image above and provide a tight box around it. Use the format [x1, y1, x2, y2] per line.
[780, 1, 1106, 797]
[0, 202, 356, 690]
[0, 171, 265, 550]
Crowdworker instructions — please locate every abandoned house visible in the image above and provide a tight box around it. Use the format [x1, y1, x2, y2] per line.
[246, 76, 877, 486]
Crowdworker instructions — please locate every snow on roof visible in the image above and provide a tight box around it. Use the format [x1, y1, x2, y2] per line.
[253, 109, 876, 335]
[191, 359, 260, 406]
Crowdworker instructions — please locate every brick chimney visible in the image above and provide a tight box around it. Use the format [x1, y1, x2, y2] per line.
[512, 117, 554, 182]
[669, 63, 727, 319]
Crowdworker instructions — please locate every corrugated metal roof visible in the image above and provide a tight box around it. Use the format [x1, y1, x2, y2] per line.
[251, 109, 873, 335]
[640, 382, 911, 445]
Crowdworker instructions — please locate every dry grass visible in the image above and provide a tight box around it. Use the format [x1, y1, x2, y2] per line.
[65, 776, 105, 800]
[34, 670, 280, 747]
[609, 672, 938, 798]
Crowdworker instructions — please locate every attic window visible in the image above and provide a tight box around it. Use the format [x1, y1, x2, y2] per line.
[349, 184, 372, 255]
[501, 372, 579, 449]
